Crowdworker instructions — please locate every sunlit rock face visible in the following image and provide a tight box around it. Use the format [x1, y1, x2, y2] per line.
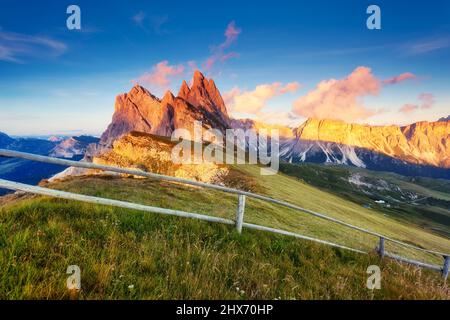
[177, 70, 230, 126]
[283, 118, 450, 169]
[95, 132, 229, 184]
[52, 132, 229, 184]
[100, 70, 230, 147]
[100, 85, 174, 146]
[401, 120, 450, 168]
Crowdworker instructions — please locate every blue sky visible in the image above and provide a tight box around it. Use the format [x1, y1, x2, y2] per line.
[0, 0, 449, 135]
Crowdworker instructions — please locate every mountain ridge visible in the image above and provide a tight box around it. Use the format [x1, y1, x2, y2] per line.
[100, 70, 230, 146]
[96, 70, 450, 178]
[0, 133, 99, 195]
[288, 118, 450, 168]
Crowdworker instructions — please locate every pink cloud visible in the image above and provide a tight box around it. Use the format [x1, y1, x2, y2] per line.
[383, 72, 417, 85]
[399, 104, 419, 113]
[292, 66, 381, 122]
[418, 92, 435, 109]
[225, 82, 301, 115]
[280, 82, 301, 94]
[203, 21, 241, 71]
[222, 21, 241, 48]
[398, 93, 435, 114]
[136, 60, 185, 89]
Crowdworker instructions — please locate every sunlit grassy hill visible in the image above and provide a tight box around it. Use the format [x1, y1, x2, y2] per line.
[0, 163, 449, 299]
[278, 162, 450, 238]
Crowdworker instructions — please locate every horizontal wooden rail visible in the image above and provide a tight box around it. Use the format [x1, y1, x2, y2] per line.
[383, 252, 441, 272]
[242, 222, 367, 254]
[1, 148, 448, 259]
[0, 178, 235, 226]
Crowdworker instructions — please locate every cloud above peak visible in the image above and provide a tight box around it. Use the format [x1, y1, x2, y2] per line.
[383, 72, 417, 85]
[418, 93, 435, 109]
[399, 93, 435, 114]
[134, 21, 241, 90]
[223, 21, 241, 48]
[135, 60, 184, 89]
[225, 82, 301, 115]
[399, 104, 419, 114]
[204, 21, 241, 71]
[292, 66, 382, 122]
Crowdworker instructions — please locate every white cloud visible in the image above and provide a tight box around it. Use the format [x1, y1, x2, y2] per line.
[292, 66, 382, 122]
[225, 82, 300, 115]
[0, 31, 67, 63]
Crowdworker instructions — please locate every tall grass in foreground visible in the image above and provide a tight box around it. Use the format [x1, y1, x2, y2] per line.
[0, 196, 448, 299]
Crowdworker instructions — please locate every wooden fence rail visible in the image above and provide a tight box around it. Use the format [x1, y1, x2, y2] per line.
[0, 148, 449, 279]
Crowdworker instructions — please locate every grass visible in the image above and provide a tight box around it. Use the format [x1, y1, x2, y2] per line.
[0, 164, 449, 299]
[278, 162, 450, 238]
[0, 195, 449, 299]
[236, 165, 450, 264]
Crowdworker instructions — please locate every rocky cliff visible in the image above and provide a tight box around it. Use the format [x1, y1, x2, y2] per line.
[284, 118, 450, 169]
[100, 70, 230, 146]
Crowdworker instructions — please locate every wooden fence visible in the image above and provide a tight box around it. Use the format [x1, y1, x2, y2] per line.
[0, 149, 449, 279]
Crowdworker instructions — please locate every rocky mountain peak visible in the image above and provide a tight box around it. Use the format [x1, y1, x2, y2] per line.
[179, 70, 230, 124]
[178, 80, 191, 98]
[100, 70, 231, 146]
[193, 69, 205, 84]
[129, 84, 152, 98]
[162, 90, 175, 105]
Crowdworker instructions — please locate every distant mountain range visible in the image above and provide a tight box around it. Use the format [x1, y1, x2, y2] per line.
[0, 133, 99, 195]
[97, 70, 450, 179]
[279, 118, 450, 179]
[50, 135, 99, 158]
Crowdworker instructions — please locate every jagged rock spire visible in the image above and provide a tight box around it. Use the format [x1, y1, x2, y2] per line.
[176, 70, 230, 124]
[178, 80, 190, 99]
[100, 70, 231, 146]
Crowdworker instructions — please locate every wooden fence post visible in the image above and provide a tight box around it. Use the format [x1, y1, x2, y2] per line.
[236, 195, 246, 234]
[443, 255, 450, 280]
[377, 237, 385, 258]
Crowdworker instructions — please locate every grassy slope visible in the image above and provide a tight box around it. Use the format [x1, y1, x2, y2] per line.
[0, 166, 449, 299]
[277, 163, 450, 238]
[237, 165, 450, 263]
